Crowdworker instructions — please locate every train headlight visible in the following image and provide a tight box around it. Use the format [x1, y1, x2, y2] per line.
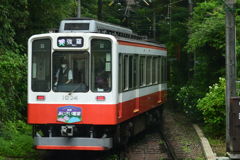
[37, 96, 45, 100]
[96, 96, 105, 101]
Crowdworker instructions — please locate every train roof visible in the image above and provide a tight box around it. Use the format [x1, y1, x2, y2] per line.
[59, 18, 131, 33]
[59, 18, 146, 40]
[58, 18, 166, 48]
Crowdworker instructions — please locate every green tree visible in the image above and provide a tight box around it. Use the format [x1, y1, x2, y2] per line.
[186, 1, 225, 53]
[0, 0, 28, 49]
[0, 0, 79, 122]
[0, 49, 27, 121]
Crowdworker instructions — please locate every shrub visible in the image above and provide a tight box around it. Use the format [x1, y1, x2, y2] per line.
[175, 82, 205, 122]
[0, 120, 36, 158]
[0, 48, 27, 121]
[196, 77, 226, 135]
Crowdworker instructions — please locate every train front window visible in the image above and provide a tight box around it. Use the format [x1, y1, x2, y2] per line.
[91, 39, 112, 92]
[32, 39, 51, 92]
[52, 51, 89, 92]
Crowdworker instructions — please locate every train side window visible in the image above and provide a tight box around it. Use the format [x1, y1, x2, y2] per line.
[122, 54, 137, 90]
[32, 39, 51, 92]
[159, 57, 162, 83]
[162, 57, 167, 83]
[119, 53, 122, 93]
[133, 55, 137, 88]
[129, 55, 133, 89]
[146, 56, 151, 85]
[124, 55, 128, 90]
[153, 57, 158, 84]
[164, 57, 167, 82]
[140, 56, 146, 86]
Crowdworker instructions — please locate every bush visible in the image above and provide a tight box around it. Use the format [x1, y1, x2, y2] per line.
[0, 48, 27, 121]
[175, 82, 205, 122]
[196, 77, 226, 135]
[0, 120, 36, 158]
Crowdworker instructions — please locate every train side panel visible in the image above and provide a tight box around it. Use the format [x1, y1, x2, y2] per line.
[117, 40, 167, 123]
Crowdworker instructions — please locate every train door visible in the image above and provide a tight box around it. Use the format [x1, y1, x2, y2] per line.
[159, 56, 162, 103]
[132, 55, 139, 113]
[161, 57, 168, 103]
[152, 56, 159, 103]
[119, 54, 138, 119]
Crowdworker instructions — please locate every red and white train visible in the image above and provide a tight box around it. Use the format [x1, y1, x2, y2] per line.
[28, 18, 167, 150]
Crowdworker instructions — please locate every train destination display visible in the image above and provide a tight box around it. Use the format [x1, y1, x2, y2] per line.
[57, 37, 83, 47]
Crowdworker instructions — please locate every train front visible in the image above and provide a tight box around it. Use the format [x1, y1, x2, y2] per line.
[27, 33, 118, 150]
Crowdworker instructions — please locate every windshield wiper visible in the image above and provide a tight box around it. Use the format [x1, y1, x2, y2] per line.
[68, 83, 83, 95]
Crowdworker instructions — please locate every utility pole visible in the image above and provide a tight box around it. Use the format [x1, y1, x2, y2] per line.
[225, 0, 236, 152]
[77, 0, 81, 18]
[98, 0, 103, 20]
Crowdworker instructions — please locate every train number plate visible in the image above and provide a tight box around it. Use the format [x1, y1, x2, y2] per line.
[57, 106, 82, 123]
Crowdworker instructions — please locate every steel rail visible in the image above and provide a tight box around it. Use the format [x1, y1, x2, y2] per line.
[158, 126, 178, 160]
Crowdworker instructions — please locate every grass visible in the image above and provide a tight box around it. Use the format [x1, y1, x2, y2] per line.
[145, 134, 151, 138]
[208, 138, 226, 156]
[0, 156, 6, 160]
[199, 125, 226, 156]
[0, 120, 38, 159]
[182, 146, 192, 153]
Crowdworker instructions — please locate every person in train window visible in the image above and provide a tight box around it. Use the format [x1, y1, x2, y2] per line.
[96, 72, 109, 91]
[54, 59, 73, 85]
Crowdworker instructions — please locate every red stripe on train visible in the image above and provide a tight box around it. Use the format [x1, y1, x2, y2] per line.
[117, 40, 167, 51]
[34, 145, 108, 150]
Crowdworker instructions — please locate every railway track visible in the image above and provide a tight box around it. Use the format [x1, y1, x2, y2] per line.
[123, 123, 189, 160]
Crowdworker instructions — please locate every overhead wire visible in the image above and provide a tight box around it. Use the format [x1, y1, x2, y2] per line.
[104, 0, 185, 32]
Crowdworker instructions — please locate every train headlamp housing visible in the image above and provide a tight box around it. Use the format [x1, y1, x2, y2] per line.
[96, 96, 105, 101]
[37, 96, 45, 100]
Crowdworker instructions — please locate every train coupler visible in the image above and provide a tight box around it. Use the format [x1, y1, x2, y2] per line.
[61, 125, 76, 136]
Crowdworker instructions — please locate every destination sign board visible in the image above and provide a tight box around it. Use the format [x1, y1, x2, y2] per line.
[57, 37, 84, 47]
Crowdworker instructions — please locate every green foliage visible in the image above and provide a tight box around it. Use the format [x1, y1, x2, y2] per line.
[196, 77, 226, 135]
[194, 53, 225, 88]
[0, 0, 78, 51]
[0, 120, 36, 158]
[185, 0, 240, 79]
[0, 48, 27, 121]
[0, 0, 80, 122]
[0, 0, 29, 48]
[2, 120, 32, 134]
[106, 154, 119, 160]
[186, 1, 225, 53]
[20, 0, 78, 50]
[28, 0, 78, 30]
[175, 83, 204, 122]
[81, 0, 98, 19]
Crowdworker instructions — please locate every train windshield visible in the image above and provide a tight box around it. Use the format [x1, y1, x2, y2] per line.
[32, 39, 51, 92]
[91, 39, 112, 92]
[52, 51, 89, 92]
[31, 38, 112, 93]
